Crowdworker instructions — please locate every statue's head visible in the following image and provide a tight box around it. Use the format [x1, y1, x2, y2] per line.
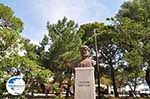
[80, 45, 90, 58]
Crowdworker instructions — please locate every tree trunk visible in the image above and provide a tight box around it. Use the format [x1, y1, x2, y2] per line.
[110, 64, 119, 97]
[65, 84, 70, 98]
[133, 78, 137, 92]
[127, 82, 138, 98]
[65, 69, 74, 98]
[145, 66, 150, 89]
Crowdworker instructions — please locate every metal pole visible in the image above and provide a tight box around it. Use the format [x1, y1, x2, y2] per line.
[94, 29, 101, 99]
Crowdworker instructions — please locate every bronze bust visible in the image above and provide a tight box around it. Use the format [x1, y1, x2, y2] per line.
[77, 45, 96, 67]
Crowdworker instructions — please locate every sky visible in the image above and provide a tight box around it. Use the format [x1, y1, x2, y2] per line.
[0, 0, 127, 44]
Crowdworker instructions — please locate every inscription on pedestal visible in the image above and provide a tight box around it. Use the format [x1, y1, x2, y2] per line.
[78, 81, 90, 87]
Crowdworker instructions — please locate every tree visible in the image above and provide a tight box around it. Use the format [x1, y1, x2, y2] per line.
[116, 0, 150, 67]
[115, 0, 150, 91]
[40, 17, 82, 97]
[117, 0, 150, 27]
[0, 4, 52, 96]
[79, 22, 125, 97]
[0, 3, 23, 61]
[0, 3, 23, 95]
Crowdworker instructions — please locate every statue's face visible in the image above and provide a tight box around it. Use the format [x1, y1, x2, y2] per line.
[81, 47, 90, 57]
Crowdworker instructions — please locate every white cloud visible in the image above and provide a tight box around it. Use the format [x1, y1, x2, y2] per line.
[21, 0, 112, 44]
[30, 0, 110, 24]
[4, 0, 123, 44]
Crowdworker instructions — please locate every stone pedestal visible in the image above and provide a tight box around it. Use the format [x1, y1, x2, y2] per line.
[75, 67, 95, 99]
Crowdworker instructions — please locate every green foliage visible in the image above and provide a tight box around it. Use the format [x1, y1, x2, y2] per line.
[125, 49, 143, 67]
[40, 17, 82, 83]
[79, 22, 105, 45]
[79, 22, 122, 96]
[117, 0, 150, 27]
[0, 4, 53, 96]
[0, 3, 23, 69]
[35, 69, 52, 83]
[124, 49, 144, 81]
[115, 18, 144, 51]
[53, 82, 61, 94]
[0, 4, 23, 95]
[116, 0, 150, 67]
[114, 0, 150, 93]
[0, 3, 23, 31]
[142, 43, 150, 64]
[20, 40, 53, 92]
[0, 0, 149, 97]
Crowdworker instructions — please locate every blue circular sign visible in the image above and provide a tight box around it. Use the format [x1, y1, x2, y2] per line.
[6, 76, 25, 95]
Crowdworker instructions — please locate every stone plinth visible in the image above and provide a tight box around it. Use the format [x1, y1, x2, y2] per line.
[75, 67, 95, 99]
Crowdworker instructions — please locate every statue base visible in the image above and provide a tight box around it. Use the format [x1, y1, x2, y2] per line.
[75, 67, 95, 99]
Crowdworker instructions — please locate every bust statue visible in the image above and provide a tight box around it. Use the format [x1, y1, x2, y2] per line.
[77, 45, 96, 67]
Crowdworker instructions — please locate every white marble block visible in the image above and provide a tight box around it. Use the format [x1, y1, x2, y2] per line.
[75, 67, 95, 99]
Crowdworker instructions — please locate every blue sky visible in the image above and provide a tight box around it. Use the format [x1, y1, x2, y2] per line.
[0, 0, 127, 44]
